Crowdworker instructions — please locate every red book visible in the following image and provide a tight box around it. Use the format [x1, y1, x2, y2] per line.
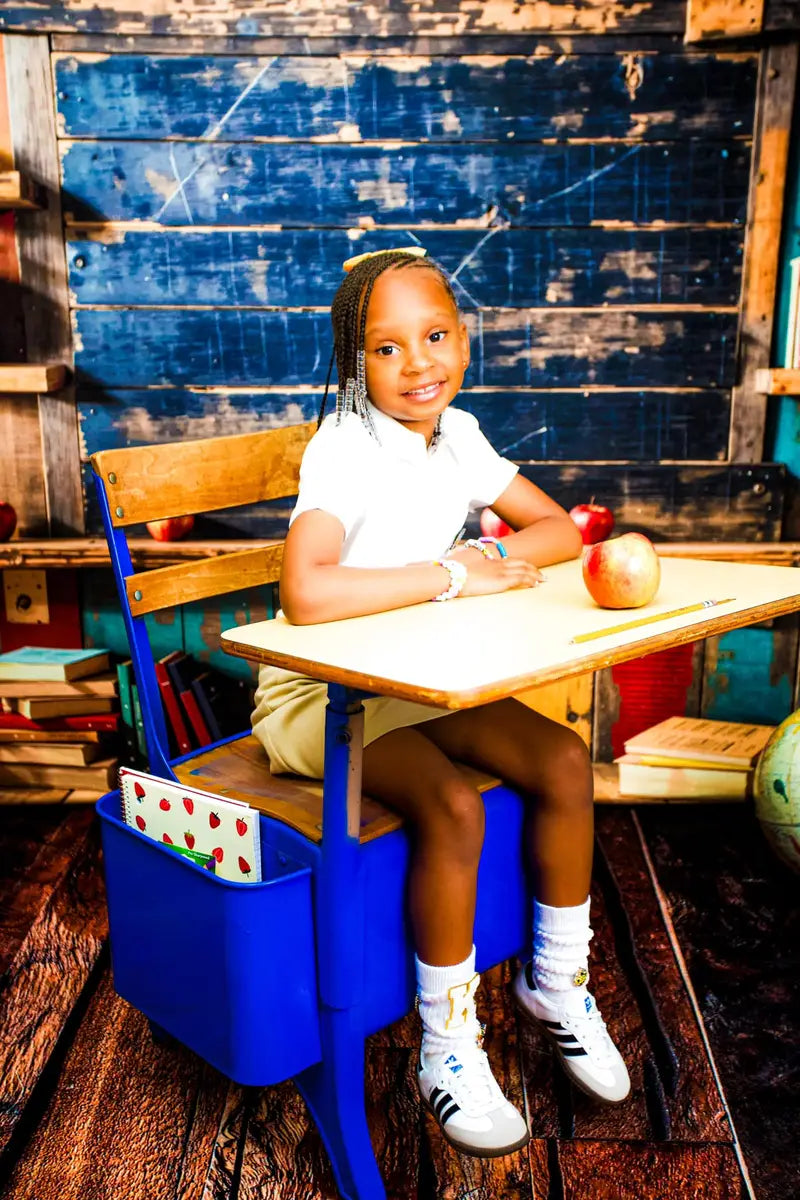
[178, 687, 212, 747]
[154, 656, 193, 756]
[0, 711, 119, 732]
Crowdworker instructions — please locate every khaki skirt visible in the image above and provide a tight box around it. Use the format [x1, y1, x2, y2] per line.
[251, 665, 450, 780]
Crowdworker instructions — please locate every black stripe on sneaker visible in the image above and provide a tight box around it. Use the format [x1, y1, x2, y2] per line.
[543, 1020, 563, 1030]
[433, 1090, 458, 1121]
[438, 1100, 460, 1124]
[560, 1046, 588, 1057]
[554, 1033, 580, 1045]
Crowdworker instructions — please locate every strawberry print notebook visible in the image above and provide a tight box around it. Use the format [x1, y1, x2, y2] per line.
[119, 767, 262, 883]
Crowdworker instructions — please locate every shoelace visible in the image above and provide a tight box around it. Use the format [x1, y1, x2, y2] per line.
[443, 1039, 504, 1115]
[564, 1006, 615, 1063]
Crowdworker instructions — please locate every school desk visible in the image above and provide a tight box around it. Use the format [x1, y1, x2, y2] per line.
[220, 555, 800, 1200]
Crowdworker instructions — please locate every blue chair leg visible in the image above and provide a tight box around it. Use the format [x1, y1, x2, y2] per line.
[295, 1006, 386, 1200]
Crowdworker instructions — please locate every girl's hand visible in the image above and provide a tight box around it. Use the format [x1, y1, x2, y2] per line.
[458, 555, 545, 598]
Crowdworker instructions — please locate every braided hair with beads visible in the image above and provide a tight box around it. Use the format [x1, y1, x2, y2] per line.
[318, 248, 459, 447]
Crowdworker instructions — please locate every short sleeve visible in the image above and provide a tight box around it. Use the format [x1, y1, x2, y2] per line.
[446, 409, 519, 510]
[289, 415, 367, 538]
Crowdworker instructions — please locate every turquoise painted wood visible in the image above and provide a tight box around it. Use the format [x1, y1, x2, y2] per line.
[67, 227, 743, 309]
[73, 309, 738, 389]
[77, 388, 732, 464]
[81, 569, 183, 661]
[60, 141, 749, 227]
[182, 590, 276, 683]
[54, 52, 756, 143]
[702, 625, 798, 726]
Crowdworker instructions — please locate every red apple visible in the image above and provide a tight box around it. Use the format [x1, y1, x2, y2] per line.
[145, 514, 195, 542]
[0, 501, 17, 541]
[479, 508, 512, 539]
[569, 502, 614, 545]
[582, 533, 661, 609]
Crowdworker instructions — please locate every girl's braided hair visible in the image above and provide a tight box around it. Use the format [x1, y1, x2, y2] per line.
[317, 250, 459, 427]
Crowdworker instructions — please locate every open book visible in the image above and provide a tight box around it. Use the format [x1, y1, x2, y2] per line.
[118, 767, 262, 883]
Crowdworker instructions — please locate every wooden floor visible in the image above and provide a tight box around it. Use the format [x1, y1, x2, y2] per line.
[0, 801, 790, 1200]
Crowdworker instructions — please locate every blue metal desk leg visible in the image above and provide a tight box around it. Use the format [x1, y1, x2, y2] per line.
[294, 683, 387, 1200]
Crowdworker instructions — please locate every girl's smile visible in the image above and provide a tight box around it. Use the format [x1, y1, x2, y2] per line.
[364, 266, 470, 442]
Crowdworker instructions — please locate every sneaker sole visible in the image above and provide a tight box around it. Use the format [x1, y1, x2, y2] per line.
[512, 992, 630, 1106]
[420, 1091, 531, 1159]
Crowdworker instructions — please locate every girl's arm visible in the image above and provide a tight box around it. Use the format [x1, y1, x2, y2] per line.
[461, 475, 583, 567]
[280, 509, 542, 625]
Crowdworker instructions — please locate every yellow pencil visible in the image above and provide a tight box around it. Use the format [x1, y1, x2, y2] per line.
[570, 598, 737, 645]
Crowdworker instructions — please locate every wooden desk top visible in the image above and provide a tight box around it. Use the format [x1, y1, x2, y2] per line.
[221, 557, 800, 709]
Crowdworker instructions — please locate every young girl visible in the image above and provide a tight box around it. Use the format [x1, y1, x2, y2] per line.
[252, 247, 630, 1158]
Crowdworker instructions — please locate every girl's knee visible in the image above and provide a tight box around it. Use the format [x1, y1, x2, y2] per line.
[536, 727, 593, 809]
[421, 777, 485, 856]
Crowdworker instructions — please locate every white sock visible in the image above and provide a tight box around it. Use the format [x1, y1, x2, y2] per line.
[532, 897, 593, 1012]
[416, 945, 482, 1061]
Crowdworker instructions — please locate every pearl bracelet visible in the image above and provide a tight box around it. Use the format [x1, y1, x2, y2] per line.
[432, 557, 468, 601]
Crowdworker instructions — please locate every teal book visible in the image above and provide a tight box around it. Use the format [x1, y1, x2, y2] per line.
[0, 646, 111, 682]
[130, 681, 149, 768]
[115, 660, 140, 768]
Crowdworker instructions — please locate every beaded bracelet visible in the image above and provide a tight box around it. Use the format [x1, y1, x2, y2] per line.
[431, 557, 468, 601]
[462, 538, 494, 559]
[479, 535, 508, 559]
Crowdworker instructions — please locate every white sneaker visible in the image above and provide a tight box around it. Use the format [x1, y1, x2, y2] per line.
[512, 961, 631, 1104]
[417, 1037, 530, 1158]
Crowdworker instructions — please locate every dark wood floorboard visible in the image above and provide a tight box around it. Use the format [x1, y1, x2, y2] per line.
[0, 803, 783, 1199]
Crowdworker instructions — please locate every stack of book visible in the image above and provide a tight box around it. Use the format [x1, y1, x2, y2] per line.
[0, 646, 119, 801]
[614, 715, 775, 801]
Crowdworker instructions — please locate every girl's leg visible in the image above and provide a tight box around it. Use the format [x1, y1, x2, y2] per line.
[361, 726, 529, 1156]
[421, 700, 630, 1104]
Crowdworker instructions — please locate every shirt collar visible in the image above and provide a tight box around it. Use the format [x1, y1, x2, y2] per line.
[367, 401, 451, 462]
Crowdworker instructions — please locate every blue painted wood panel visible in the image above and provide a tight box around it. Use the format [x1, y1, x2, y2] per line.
[77, 387, 730, 463]
[72, 309, 738, 389]
[60, 141, 750, 227]
[81, 569, 183, 661]
[702, 625, 798, 726]
[67, 227, 743, 309]
[54, 52, 756, 142]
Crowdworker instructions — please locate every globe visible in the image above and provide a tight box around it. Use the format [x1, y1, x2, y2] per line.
[753, 709, 800, 874]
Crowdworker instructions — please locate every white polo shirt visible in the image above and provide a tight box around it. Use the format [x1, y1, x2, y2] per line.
[290, 401, 518, 568]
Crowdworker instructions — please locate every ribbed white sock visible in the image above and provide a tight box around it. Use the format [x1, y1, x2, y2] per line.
[532, 897, 593, 1012]
[416, 945, 482, 1061]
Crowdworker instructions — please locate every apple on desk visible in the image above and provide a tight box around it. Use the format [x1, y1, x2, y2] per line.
[582, 532, 661, 609]
[0, 501, 17, 542]
[569, 502, 614, 545]
[145, 514, 195, 542]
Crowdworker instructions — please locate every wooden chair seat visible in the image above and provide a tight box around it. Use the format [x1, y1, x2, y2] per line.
[173, 733, 500, 844]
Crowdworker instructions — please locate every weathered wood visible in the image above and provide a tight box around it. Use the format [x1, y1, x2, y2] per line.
[231, 1081, 338, 1199]
[0, 363, 66, 392]
[596, 808, 734, 1142]
[4, 35, 83, 534]
[685, 0, 765, 41]
[701, 615, 799, 725]
[521, 463, 784, 543]
[0, 169, 40, 209]
[54, 51, 757, 143]
[0, 2, 691, 39]
[74, 310, 738, 389]
[729, 41, 800, 463]
[0, 806, 74, 972]
[0, 394, 48, 535]
[556, 1141, 745, 1197]
[60, 140, 751, 227]
[67, 227, 744, 309]
[754, 367, 800, 394]
[76, 386, 734, 469]
[0, 810, 106, 1158]
[92, 422, 315, 525]
[126, 545, 285, 615]
[592, 642, 704, 763]
[1, 972, 234, 1200]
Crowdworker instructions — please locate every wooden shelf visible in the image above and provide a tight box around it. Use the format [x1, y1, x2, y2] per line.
[0, 539, 798, 571]
[0, 364, 68, 393]
[755, 368, 800, 395]
[0, 170, 42, 211]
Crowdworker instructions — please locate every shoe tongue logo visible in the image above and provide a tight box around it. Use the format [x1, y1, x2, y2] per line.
[444, 1054, 463, 1074]
[584, 996, 593, 1014]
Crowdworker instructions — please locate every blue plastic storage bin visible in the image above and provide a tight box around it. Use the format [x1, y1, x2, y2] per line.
[97, 790, 322, 1086]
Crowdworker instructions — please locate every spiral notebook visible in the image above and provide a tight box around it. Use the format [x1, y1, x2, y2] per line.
[118, 767, 262, 883]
